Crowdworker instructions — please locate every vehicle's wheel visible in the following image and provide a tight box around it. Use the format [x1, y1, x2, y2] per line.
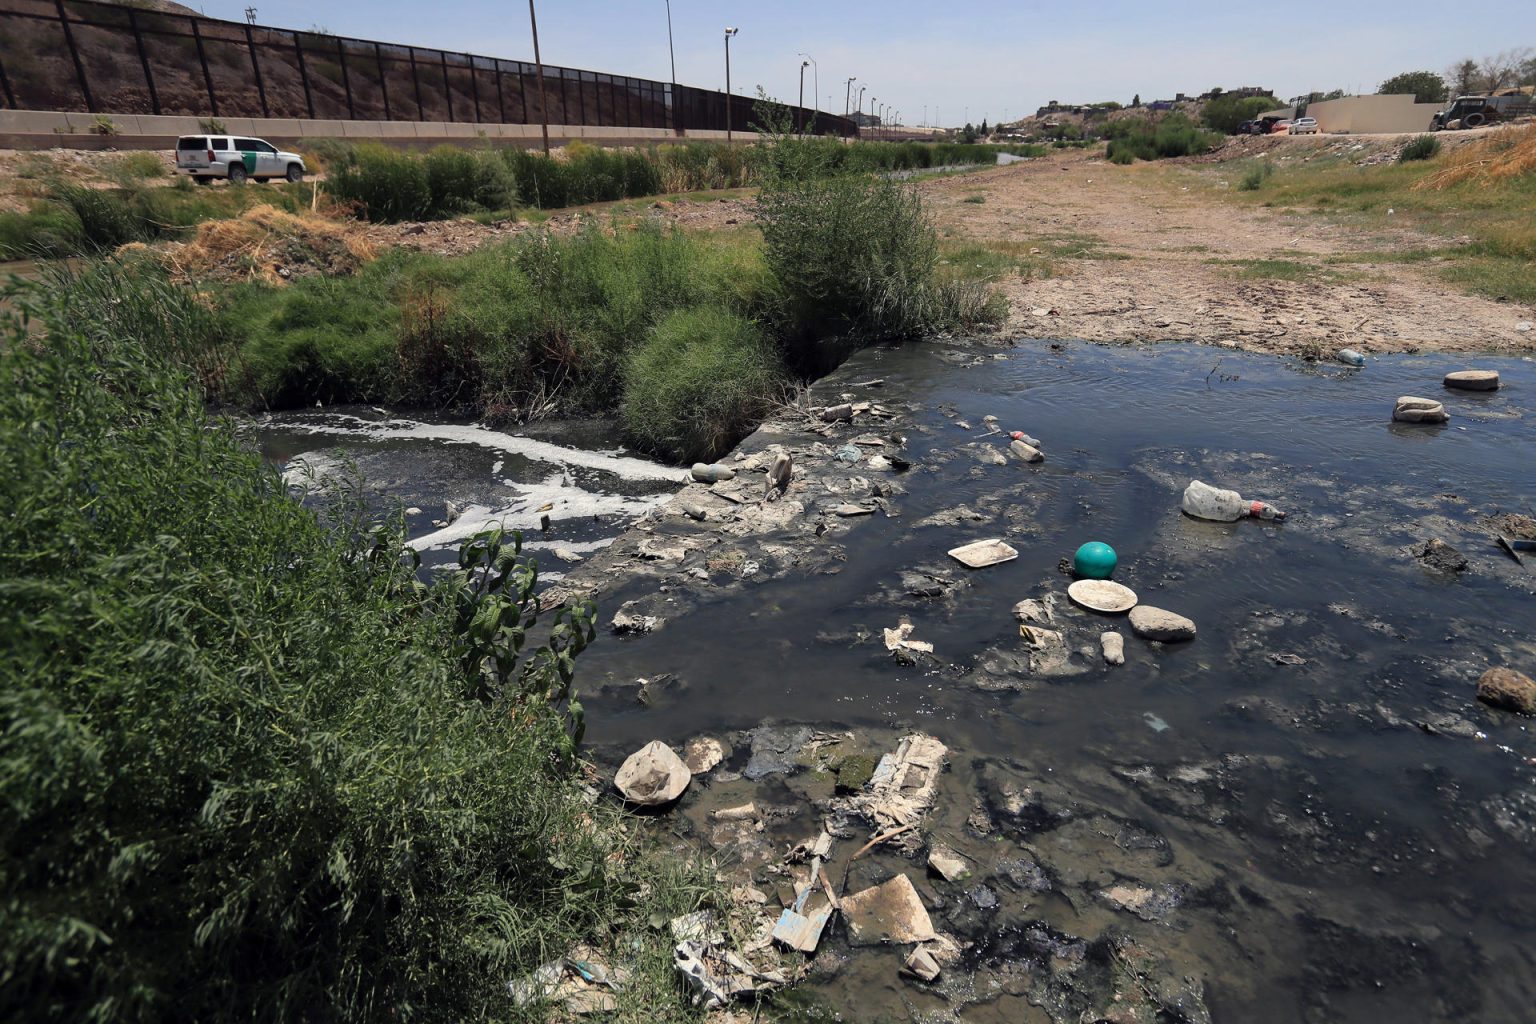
[286, 163, 304, 183]
[228, 163, 248, 184]
[1463, 112, 1487, 128]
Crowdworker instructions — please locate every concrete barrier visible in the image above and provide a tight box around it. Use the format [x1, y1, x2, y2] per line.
[0, 109, 755, 150]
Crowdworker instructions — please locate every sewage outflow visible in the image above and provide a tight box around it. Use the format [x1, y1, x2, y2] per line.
[255, 341, 1536, 1022]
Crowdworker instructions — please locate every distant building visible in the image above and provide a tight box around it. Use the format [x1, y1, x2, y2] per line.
[850, 112, 881, 127]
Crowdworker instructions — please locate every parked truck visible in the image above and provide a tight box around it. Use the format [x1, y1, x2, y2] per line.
[1429, 93, 1535, 131]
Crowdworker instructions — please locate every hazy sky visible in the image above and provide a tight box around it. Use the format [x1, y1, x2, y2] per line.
[199, 0, 1530, 124]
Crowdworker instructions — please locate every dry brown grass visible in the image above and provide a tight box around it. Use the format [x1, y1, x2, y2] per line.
[1415, 124, 1536, 190]
[144, 204, 375, 285]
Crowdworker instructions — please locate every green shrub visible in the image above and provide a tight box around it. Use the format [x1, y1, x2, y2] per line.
[1398, 135, 1442, 162]
[758, 174, 943, 366]
[0, 266, 647, 1024]
[621, 305, 786, 461]
[197, 115, 227, 133]
[1104, 114, 1219, 163]
[1239, 162, 1276, 190]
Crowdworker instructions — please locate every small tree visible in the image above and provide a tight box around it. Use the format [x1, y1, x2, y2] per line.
[1202, 94, 1281, 133]
[1378, 71, 1447, 103]
[1132, 93, 1141, 107]
[979, 119, 989, 136]
[1448, 58, 1479, 96]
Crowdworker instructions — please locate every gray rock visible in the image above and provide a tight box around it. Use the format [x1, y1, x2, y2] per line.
[1129, 606, 1197, 642]
[821, 403, 853, 422]
[743, 725, 814, 780]
[1443, 369, 1500, 391]
[611, 600, 662, 634]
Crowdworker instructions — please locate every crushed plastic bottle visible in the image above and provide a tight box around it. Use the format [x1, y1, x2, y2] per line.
[1337, 349, 1365, 367]
[1181, 480, 1286, 522]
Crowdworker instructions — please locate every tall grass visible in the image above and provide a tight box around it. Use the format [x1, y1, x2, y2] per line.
[0, 265, 725, 1023]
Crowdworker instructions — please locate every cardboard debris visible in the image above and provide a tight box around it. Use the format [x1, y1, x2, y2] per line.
[854, 734, 949, 832]
[712, 802, 758, 822]
[883, 622, 934, 663]
[903, 946, 942, 982]
[840, 874, 936, 946]
[772, 856, 833, 953]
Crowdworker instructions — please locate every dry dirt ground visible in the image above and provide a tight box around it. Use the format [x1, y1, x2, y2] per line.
[920, 139, 1536, 357]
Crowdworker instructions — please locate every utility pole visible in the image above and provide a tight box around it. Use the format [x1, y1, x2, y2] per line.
[528, 0, 550, 154]
[664, 0, 676, 85]
[724, 27, 738, 143]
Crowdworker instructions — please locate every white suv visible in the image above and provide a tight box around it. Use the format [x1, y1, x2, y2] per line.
[175, 135, 306, 184]
[1289, 117, 1319, 135]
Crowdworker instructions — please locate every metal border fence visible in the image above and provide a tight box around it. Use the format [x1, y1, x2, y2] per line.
[0, 0, 855, 136]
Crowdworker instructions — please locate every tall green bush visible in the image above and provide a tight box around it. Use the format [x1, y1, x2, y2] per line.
[1105, 114, 1220, 163]
[757, 174, 945, 366]
[329, 144, 433, 221]
[0, 267, 627, 1023]
[621, 306, 786, 461]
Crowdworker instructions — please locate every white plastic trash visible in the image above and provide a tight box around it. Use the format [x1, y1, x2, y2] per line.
[1181, 480, 1286, 522]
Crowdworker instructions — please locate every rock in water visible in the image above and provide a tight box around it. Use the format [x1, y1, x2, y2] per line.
[1413, 538, 1468, 573]
[1393, 396, 1448, 424]
[615, 741, 692, 805]
[821, 403, 853, 422]
[691, 463, 735, 482]
[1443, 369, 1500, 391]
[1128, 606, 1197, 642]
[1101, 631, 1125, 664]
[927, 845, 972, 882]
[1478, 668, 1536, 716]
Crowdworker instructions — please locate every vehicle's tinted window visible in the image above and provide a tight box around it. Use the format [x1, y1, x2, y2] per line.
[210, 137, 233, 151]
[234, 138, 261, 151]
[176, 136, 206, 150]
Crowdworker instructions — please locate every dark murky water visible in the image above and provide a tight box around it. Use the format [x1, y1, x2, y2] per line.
[253, 341, 1536, 1022]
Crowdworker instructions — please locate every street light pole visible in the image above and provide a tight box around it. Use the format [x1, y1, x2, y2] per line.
[799, 60, 808, 114]
[844, 77, 856, 116]
[664, 0, 676, 85]
[723, 27, 738, 143]
[798, 53, 817, 115]
[528, 0, 550, 155]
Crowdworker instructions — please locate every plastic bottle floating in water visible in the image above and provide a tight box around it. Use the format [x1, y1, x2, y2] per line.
[1181, 480, 1286, 522]
[1073, 541, 1118, 579]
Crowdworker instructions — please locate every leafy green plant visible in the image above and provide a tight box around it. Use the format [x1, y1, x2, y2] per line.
[198, 116, 228, 133]
[102, 150, 166, 188]
[89, 114, 120, 136]
[0, 265, 642, 1024]
[1398, 135, 1442, 163]
[621, 305, 787, 462]
[1105, 113, 1220, 162]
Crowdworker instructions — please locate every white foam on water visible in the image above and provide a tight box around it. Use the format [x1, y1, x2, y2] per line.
[284, 415, 688, 483]
[406, 473, 669, 551]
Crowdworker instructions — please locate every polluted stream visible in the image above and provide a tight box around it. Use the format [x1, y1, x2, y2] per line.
[257, 341, 1536, 1022]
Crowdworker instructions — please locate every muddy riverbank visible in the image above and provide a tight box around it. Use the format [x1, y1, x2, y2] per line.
[551, 337, 1536, 1022]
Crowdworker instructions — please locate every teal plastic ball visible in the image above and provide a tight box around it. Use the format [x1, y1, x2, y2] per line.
[1073, 542, 1118, 580]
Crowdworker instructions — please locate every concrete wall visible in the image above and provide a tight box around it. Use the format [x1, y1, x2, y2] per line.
[0, 109, 749, 151]
[1305, 95, 1443, 135]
